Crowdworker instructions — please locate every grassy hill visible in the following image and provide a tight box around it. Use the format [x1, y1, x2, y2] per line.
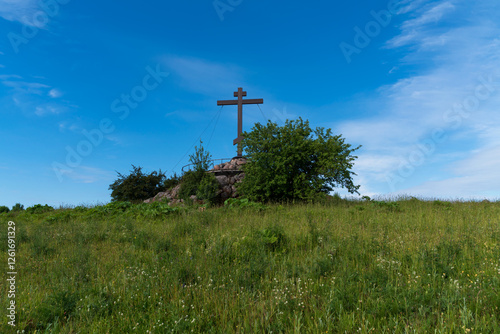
[1, 198, 500, 333]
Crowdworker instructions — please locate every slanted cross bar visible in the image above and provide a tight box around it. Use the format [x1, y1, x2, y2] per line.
[217, 87, 263, 157]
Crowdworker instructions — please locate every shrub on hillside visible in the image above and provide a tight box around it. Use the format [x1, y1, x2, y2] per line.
[196, 173, 220, 205]
[11, 203, 24, 212]
[0, 205, 10, 213]
[239, 118, 361, 203]
[26, 204, 54, 214]
[109, 165, 166, 202]
[179, 171, 221, 204]
[254, 224, 288, 252]
[178, 170, 204, 201]
[178, 141, 220, 204]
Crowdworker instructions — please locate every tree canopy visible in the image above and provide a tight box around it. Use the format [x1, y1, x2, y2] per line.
[109, 165, 167, 202]
[238, 118, 361, 202]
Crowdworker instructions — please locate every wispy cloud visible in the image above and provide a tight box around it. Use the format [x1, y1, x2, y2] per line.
[0, 74, 22, 80]
[387, 1, 456, 49]
[53, 165, 115, 184]
[1, 74, 76, 117]
[399, 144, 500, 199]
[0, 0, 40, 26]
[162, 55, 244, 96]
[0, 0, 48, 28]
[58, 121, 80, 133]
[35, 105, 64, 116]
[337, 0, 500, 198]
[1, 77, 50, 95]
[48, 88, 63, 98]
[401, 1, 454, 29]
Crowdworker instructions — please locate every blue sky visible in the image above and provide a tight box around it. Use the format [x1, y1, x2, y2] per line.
[1, 0, 500, 208]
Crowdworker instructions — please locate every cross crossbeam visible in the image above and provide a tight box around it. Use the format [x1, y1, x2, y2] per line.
[217, 87, 263, 157]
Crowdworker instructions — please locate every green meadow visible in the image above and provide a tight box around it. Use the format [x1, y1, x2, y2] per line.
[1, 198, 500, 333]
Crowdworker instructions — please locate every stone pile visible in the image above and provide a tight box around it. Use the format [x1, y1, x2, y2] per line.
[212, 157, 247, 200]
[144, 157, 247, 204]
[143, 184, 182, 204]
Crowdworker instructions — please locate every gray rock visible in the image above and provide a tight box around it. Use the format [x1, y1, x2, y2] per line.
[216, 175, 228, 185]
[223, 185, 232, 194]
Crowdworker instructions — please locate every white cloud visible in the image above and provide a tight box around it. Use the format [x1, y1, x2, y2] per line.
[58, 122, 80, 132]
[162, 55, 245, 96]
[0, 0, 41, 26]
[401, 2, 455, 30]
[0, 74, 22, 80]
[397, 144, 500, 199]
[354, 154, 404, 178]
[35, 105, 62, 116]
[1, 80, 50, 95]
[337, 0, 500, 199]
[53, 166, 115, 184]
[1, 75, 76, 116]
[387, 1, 456, 49]
[48, 88, 63, 98]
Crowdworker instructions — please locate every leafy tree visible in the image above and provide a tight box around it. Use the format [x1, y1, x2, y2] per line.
[0, 205, 10, 213]
[12, 203, 24, 212]
[189, 140, 212, 172]
[238, 118, 360, 202]
[109, 165, 166, 202]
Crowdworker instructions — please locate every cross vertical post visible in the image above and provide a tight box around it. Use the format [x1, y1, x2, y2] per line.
[236, 87, 245, 145]
[217, 87, 264, 157]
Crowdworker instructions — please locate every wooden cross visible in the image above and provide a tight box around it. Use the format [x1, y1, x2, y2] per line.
[217, 87, 264, 157]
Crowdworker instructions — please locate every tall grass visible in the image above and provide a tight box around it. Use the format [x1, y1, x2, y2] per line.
[1, 198, 500, 333]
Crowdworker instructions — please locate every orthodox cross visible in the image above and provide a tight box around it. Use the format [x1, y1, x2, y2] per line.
[217, 87, 264, 157]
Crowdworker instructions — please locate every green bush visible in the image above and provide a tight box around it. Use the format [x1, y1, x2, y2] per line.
[11, 203, 24, 211]
[254, 224, 288, 252]
[0, 205, 10, 213]
[178, 141, 219, 204]
[107, 201, 133, 211]
[239, 117, 361, 203]
[178, 170, 204, 201]
[196, 173, 220, 205]
[26, 204, 54, 214]
[73, 206, 88, 213]
[135, 202, 181, 218]
[109, 165, 166, 202]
